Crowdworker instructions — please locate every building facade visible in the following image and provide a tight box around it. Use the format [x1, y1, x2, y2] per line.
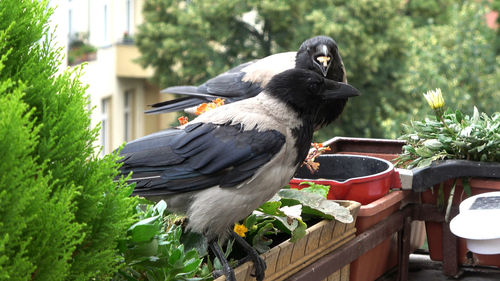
[51, 0, 175, 155]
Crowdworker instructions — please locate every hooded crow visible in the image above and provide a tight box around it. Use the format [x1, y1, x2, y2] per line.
[147, 36, 347, 129]
[118, 68, 360, 281]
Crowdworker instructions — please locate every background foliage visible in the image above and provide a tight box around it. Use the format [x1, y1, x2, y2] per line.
[136, 0, 500, 140]
[0, 0, 137, 280]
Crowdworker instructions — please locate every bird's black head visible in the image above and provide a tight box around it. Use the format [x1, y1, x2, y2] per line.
[265, 68, 360, 116]
[296, 36, 342, 79]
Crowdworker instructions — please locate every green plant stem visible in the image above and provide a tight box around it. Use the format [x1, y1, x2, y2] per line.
[434, 109, 453, 135]
[444, 179, 457, 223]
[439, 115, 454, 135]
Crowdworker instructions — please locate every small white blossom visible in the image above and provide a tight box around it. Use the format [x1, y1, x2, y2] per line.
[280, 205, 302, 220]
[423, 88, 445, 110]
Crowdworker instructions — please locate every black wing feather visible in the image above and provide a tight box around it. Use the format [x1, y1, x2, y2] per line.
[148, 60, 264, 114]
[145, 97, 206, 114]
[119, 122, 285, 196]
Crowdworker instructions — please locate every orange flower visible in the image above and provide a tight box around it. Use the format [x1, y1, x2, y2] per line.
[214, 98, 225, 106]
[178, 116, 189, 125]
[302, 143, 331, 173]
[195, 103, 208, 115]
[194, 98, 226, 115]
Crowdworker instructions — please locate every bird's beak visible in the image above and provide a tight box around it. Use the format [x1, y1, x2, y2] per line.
[314, 44, 331, 77]
[322, 79, 360, 100]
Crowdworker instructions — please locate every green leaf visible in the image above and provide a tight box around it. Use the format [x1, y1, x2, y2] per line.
[402, 144, 417, 155]
[290, 219, 307, 242]
[270, 214, 298, 234]
[180, 231, 208, 257]
[455, 110, 464, 123]
[437, 183, 445, 210]
[244, 214, 258, 229]
[129, 215, 161, 230]
[130, 224, 158, 243]
[154, 200, 167, 216]
[416, 157, 433, 168]
[252, 223, 275, 254]
[423, 139, 443, 150]
[462, 177, 472, 197]
[257, 201, 283, 215]
[299, 182, 330, 198]
[182, 256, 203, 273]
[415, 146, 434, 158]
[168, 247, 183, 266]
[277, 189, 353, 223]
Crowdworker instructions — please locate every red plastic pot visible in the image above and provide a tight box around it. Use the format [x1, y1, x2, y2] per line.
[290, 154, 401, 205]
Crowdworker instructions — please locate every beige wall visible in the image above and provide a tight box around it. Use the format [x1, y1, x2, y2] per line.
[144, 82, 177, 135]
[116, 44, 154, 78]
[55, 0, 179, 156]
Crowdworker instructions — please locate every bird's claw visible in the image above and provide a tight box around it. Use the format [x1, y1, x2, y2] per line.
[250, 254, 266, 281]
[210, 240, 236, 281]
[231, 230, 267, 281]
[212, 269, 223, 279]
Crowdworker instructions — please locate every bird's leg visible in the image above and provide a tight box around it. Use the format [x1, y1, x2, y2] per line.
[209, 239, 236, 281]
[231, 230, 267, 281]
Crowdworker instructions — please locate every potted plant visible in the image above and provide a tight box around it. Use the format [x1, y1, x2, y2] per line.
[116, 189, 360, 281]
[396, 88, 500, 266]
[68, 32, 97, 66]
[217, 189, 360, 281]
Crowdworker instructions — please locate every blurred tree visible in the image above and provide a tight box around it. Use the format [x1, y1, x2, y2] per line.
[492, 0, 500, 54]
[405, 0, 457, 27]
[136, 0, 412, 139]
[135, 0, 310, 87]
[305, 0, 412, 139]
[400, 2, 500, 127]
[136, 0, 500, 140]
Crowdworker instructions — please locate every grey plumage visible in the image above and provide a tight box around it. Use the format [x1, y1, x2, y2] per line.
[147, 36, 348, 129]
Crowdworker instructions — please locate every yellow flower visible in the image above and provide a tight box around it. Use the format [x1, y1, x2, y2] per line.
[233, 223, 248, 238]
[423, 88, 445, 110]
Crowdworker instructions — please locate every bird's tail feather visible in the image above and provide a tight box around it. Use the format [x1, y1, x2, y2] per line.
[160, 86, 215, 99]
[145, 97, 206, 114]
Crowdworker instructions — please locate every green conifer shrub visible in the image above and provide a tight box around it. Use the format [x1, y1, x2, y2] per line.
[0, 1, 137, 280]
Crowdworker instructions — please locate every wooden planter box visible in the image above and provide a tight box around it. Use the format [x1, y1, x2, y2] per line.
[215, 200, 361, 281]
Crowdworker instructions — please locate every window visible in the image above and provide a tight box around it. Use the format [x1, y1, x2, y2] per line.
[124, 90, 133, 142]
[103, 3, 108, 43]
[68, 9, 72, 37]
[126, 0, 132, 35]
[101, 98, 110, 156]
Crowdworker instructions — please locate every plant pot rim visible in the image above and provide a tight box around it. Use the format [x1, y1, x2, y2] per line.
[293, 154, 395, 184]
[407, 159, 500, 192]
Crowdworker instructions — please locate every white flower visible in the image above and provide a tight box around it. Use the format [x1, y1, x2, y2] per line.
[280, 205, 302, 220]
[423, 88, 445, 110]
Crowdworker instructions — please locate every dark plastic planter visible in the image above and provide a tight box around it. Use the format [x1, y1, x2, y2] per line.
[290, 154, 401, 205]
[408, 160, 500, 268]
